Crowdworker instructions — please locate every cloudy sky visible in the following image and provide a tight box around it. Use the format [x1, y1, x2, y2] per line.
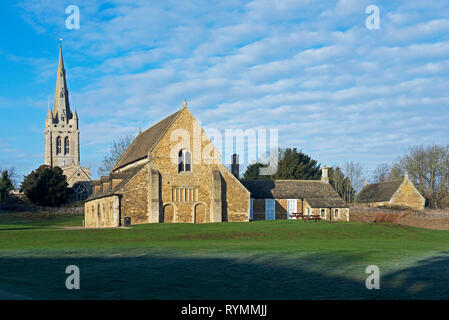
[0, 0, 448, 181]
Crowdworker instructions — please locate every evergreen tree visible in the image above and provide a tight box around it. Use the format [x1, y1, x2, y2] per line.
[242, 148, 321, 181]
[21, 165, 70, 206]
[0, 170, 14, 202]
[272, 148, 321, 180]
[328, 167, 355, 202]
[242, 163, 270, 180]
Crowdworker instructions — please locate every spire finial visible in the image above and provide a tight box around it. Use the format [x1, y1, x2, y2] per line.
[138, 127, 142, 135]
[182, 99, 187, 109]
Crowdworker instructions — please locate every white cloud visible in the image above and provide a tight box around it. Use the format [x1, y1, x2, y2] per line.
[6, 0, 449, 178]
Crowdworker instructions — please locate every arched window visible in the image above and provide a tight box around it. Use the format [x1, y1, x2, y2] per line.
[178, 149, 192, 172]
[64, 137, 69, 154]
[56, 137, 62, 154]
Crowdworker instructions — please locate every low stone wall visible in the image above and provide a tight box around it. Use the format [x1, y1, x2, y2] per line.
[0, 203, 83, 214]
[399, 214, 449, 230]
[349, 206, 449, 230]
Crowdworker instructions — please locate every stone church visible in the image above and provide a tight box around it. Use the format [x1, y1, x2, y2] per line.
[44, 45, 92, 201]
[84, 102, 250, 227]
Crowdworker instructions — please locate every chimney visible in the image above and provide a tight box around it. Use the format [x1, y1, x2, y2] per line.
[231, 154, 239, 179]
[321, 165, 329, 183]
[404, 173, 409, 181]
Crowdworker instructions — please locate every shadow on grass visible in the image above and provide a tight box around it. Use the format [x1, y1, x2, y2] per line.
[0, 251, 448, 300]
[0, 227, 38, 231]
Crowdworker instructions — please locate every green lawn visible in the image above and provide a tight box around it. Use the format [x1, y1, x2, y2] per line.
[0, 211, 449, 299]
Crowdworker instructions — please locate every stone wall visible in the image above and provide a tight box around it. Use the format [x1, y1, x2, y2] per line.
[390, 179, 425, 210]
[349, 206, 449, 230]
[218, 165, 250, 222]
[84, 195, 120, 228]
[120, 166, 149, 225]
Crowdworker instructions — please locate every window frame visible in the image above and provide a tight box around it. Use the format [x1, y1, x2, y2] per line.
[320, 208, 326, 218]
[178, 149, 192, 173]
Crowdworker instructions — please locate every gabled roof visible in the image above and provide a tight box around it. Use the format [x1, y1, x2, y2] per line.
[241, 179, 348, 208]
[355, 180, 403, 203]
[86, 164, 146, 201]
[112, 109, 182, 171]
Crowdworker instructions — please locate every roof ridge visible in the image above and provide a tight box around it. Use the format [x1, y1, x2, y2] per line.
[365, 180, 403, 187]
[147, 107, 184, 158]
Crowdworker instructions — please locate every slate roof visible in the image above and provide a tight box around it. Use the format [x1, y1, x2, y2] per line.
[112, 109, 181, 171]
[355, 180, 403, 203]
[86, 164, 146, 201]
[241, 179, 348, 208]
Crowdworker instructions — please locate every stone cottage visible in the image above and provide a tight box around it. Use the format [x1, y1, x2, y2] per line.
[241, 167, 349, 222]
[355, 174, 425, 210]
[84, 101, 250, 228]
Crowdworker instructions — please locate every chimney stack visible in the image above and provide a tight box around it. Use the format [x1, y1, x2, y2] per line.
[321, 165, 329, 183]
[231, 154, 239, 179]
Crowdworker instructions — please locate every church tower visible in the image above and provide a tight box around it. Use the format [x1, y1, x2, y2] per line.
[45, 44, 80, 167]
[44, 44, 91, 200]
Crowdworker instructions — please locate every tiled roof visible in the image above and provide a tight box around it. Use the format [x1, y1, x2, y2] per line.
[355, 180, 403, 203]
[241, 179, 348, 208]
[112, 109, 181, 171]
[86, 164, 146, 201]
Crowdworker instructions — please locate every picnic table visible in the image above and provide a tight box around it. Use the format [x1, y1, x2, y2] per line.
[289, 213, 322, 222]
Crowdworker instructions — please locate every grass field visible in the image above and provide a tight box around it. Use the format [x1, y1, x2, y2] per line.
[0, 211, 449, 300]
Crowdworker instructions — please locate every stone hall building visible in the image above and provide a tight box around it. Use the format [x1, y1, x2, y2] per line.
[84, 102, 349, 228]
[44, 45, 92, 201]
[84, 102, 250, 227]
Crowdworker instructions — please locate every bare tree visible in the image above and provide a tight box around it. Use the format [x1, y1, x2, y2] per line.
[97, 135, 134, 176]
[371, 163, 391, 183]
[396, 144, 449, 208]
[344, 161, 366, 195]
[0, 167, 19, 189]
[388, 163, 404, 181]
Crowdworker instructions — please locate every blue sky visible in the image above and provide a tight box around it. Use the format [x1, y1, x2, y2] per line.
[0, 0, 448, 182]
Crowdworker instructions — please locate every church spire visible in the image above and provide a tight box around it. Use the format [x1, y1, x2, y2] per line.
[53, 43, 71, 123]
